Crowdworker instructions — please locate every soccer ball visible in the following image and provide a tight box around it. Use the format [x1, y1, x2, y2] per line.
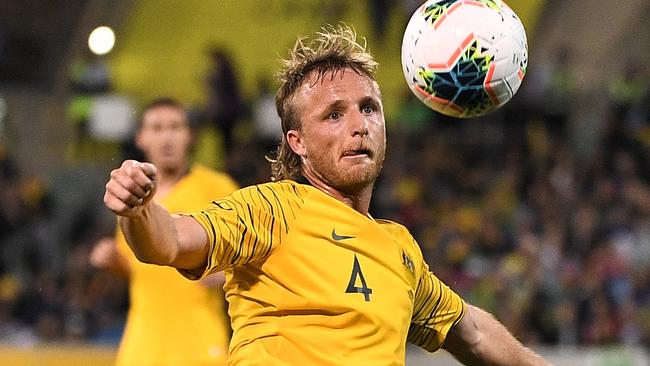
[401, 0, 528, 118]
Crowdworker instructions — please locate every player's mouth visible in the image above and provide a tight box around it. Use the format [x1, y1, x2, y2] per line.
[342, 148, 373, 159]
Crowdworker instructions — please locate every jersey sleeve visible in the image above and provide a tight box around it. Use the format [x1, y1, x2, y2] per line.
[407, 260, 466, 352]
[180, 182, 306, 280]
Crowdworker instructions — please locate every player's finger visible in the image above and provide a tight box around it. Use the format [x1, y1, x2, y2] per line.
[111, 168, 152, 198]
[106, 180, 143, 207]
[112, 170, 148, 198]
[118, 160, 156, 185]
[123, 165, 156, 192]
[104, 191, 135, 215]
[121, 159, 141, 169]
[138, 162, 157, 179]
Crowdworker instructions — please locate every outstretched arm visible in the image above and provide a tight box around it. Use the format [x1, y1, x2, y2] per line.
[443, 305, 553, 366]
[104, 160, 209, 271]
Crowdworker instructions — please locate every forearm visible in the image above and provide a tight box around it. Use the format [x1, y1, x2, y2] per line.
[471, 308, 549, 365]
[119, 201, 179, 266]
[106, 160, 210, 271]
[445, 305, 553, 366]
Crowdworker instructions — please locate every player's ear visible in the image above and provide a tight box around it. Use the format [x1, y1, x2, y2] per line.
[286, 130, 306, 157]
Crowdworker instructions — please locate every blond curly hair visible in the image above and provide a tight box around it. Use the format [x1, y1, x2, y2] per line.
[269, 24, 379, 181]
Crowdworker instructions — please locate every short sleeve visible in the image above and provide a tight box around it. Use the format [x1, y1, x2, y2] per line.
[407, 260, 466, 352]
[180, 182, 306, 280]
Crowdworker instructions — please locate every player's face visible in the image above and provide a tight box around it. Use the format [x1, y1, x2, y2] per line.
[290, 68, 386, 192]
[136, 106, 192, 170]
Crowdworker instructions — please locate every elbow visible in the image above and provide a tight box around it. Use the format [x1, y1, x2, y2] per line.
[445, 304, 490, 362]
[468, 334, 488, 360]
[465, 306, 499, 360]
[461, 325, 486, 360]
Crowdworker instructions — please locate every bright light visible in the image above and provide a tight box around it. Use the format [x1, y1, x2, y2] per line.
[88, 26, 115, 55]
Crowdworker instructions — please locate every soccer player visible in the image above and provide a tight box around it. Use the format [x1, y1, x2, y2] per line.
[92, 98, 238, 365]
[103, 27, 553, 365]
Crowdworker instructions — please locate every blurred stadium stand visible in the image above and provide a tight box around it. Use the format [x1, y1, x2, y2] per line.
[1, 1, 650, 365]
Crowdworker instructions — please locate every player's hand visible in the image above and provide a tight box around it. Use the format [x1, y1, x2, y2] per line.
[104, 160, 157, 217]
[90, 237, 120, 269]
[90, 236, 130, 276]
[200, 272, 226, 288]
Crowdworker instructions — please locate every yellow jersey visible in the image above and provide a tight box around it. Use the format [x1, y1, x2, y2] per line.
[186, 180, 465, 366]
[116, 164, 238, 366]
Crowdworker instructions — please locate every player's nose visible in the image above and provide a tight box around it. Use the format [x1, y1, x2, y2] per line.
[350, 111, 369, 137]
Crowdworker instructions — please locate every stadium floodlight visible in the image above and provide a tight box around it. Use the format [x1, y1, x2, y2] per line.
[88, 26, 115, 56]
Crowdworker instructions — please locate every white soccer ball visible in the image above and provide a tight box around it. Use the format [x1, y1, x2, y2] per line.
[401, 0, 528, 118]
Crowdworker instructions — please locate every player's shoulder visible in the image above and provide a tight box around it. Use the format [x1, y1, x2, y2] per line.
[375, 219, 412, 240]
[375, 219, 423, 260]
[191, 164, 237, 186]
[230, 179, 311, 204]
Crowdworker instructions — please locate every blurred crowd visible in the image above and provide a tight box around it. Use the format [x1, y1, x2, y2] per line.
[374, 103, 650, 347]
[370, 55, 650, 347]
[0, 49, 649, 353]
[0, 144, 126, 345]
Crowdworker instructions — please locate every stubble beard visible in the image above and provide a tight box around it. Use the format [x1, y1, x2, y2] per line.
[308, 148, 386, 195]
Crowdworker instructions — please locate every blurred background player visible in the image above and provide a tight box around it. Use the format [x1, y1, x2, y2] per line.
[204, 47, 245, 155]
[90, 97, 238, 365]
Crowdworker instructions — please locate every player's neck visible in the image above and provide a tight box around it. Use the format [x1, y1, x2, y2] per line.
[301, 168, 373, 216]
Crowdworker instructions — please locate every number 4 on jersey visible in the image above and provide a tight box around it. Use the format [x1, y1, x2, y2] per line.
[346, 254, 372, 302]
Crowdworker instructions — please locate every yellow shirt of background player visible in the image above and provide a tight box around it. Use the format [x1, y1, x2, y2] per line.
[187, 180, 465, 366]
[115, 165, 238, 366]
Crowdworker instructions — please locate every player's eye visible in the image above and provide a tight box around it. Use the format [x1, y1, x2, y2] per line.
[329, 111, 342, 120]
[361, 105, 374, 114]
